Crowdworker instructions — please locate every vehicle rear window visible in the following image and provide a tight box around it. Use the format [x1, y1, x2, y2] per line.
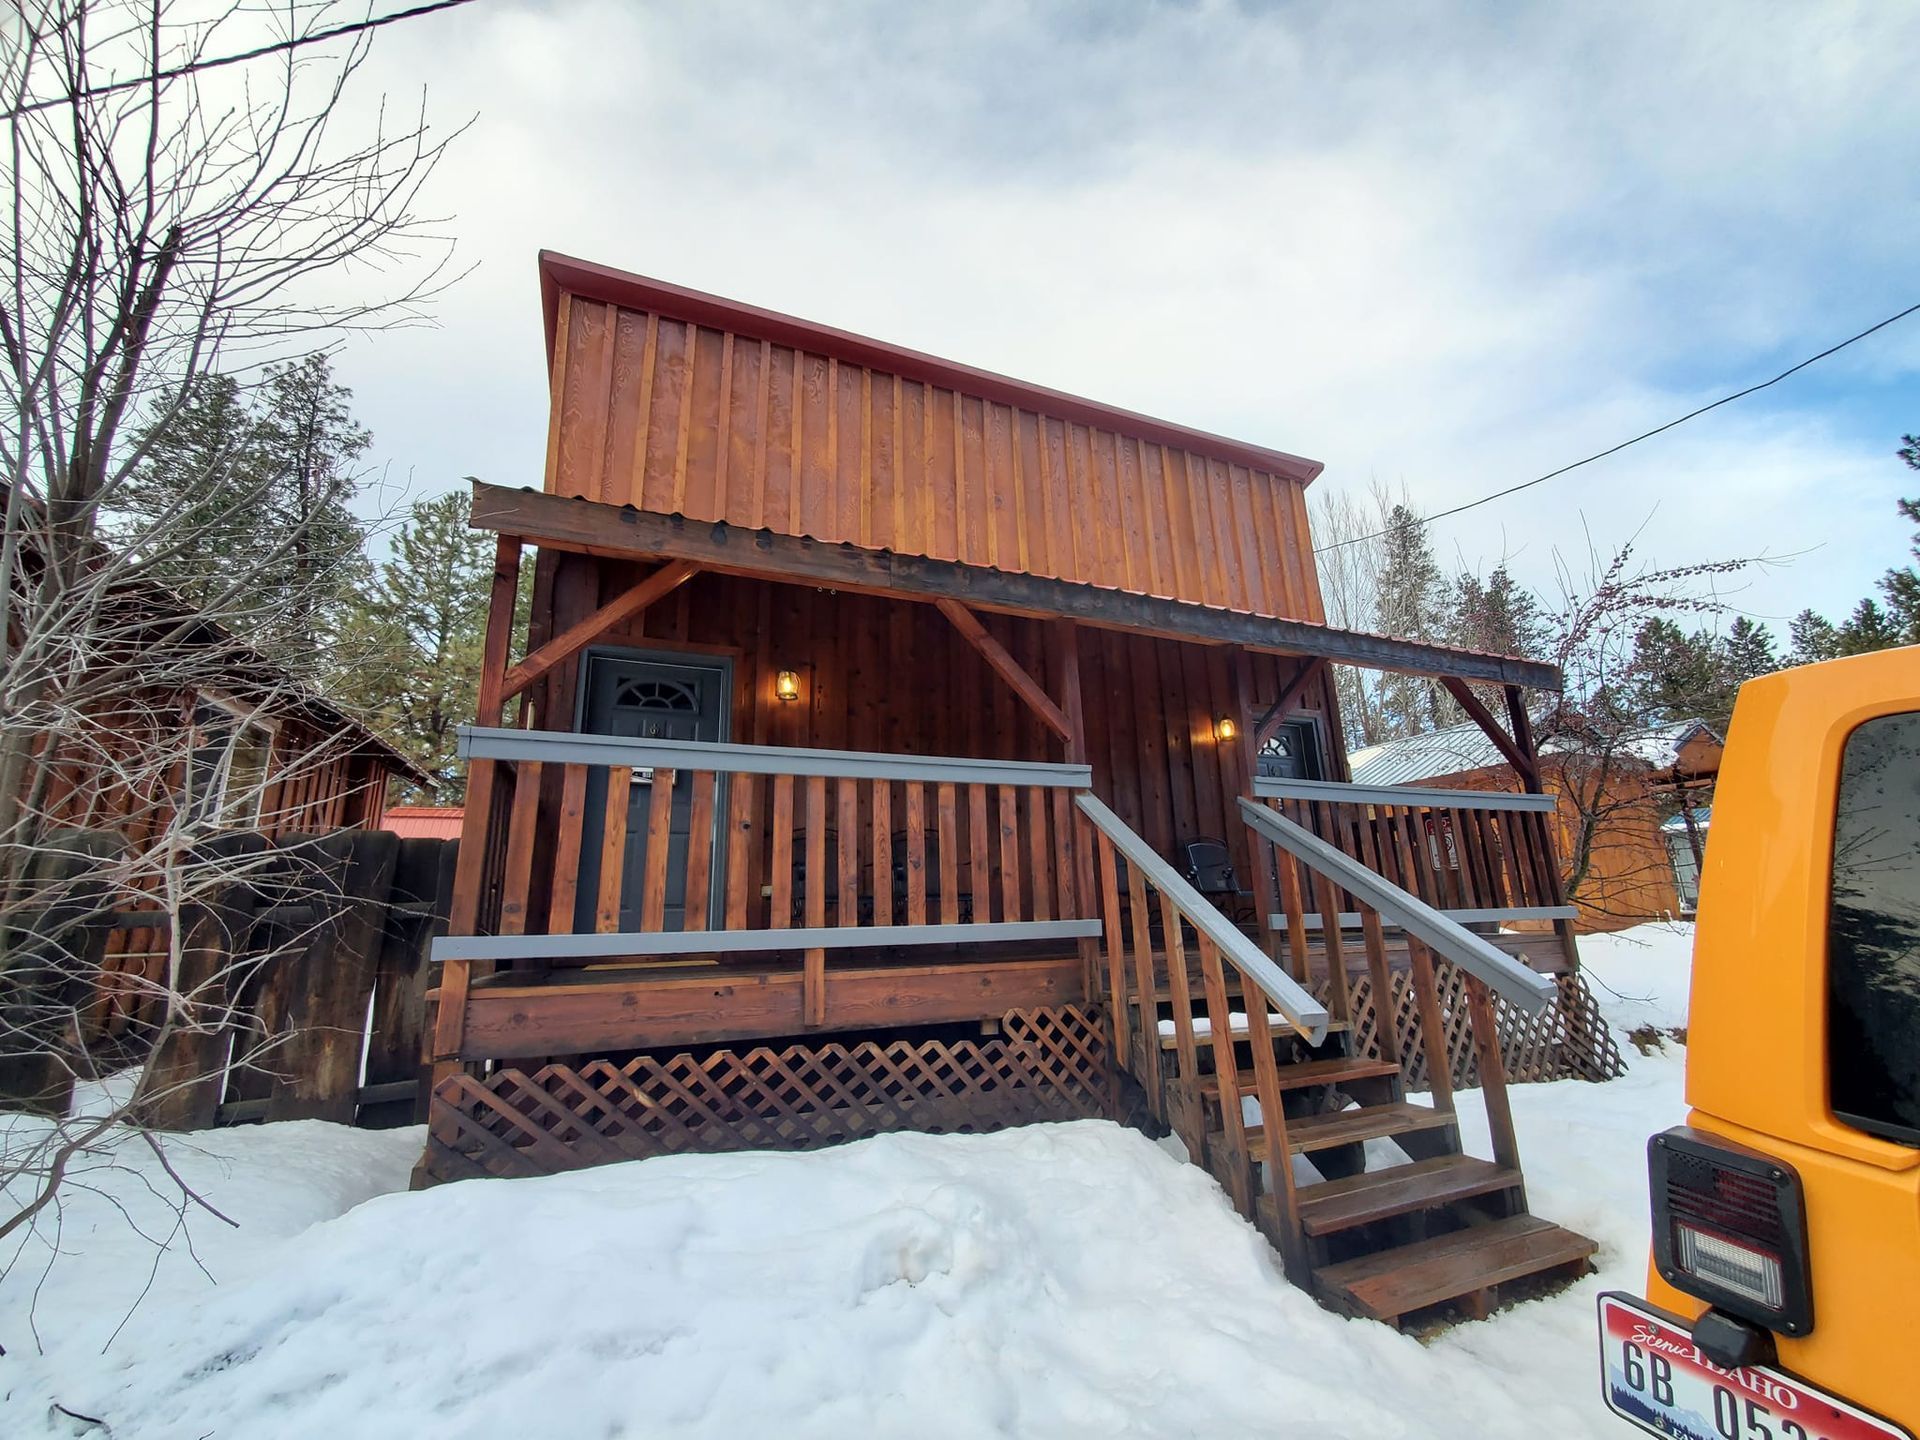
[1829, 709, 1920, 1145]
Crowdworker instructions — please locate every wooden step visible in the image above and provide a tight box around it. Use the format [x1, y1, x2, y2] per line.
[1313, 1215, 1597, 1324]
[1157, 1016, 1349, 1049]
[1243, 1102, 1454, 1159]
[1199, 1055, 1401, 1097]
[1297, 1156, 1521, 1236]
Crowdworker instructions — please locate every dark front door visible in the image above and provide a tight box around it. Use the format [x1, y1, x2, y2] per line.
[1256, 716, 1325, 782]
[578, 651, 730, 932]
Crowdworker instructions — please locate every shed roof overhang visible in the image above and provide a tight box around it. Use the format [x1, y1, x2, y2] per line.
[470, 481, 1562, 691]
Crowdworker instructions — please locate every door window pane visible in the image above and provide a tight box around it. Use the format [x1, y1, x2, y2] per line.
[1828, 710, 1920, 1145]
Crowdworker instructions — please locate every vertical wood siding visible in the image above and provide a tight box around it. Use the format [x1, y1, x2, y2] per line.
[529, 555, 1343, 904]
[546, 295, 1326, 625]
[34, 703, 393, 843]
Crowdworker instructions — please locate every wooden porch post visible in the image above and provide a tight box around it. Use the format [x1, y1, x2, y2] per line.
[433, 535, 523, 1104]
[1050, 620, 1103, 1006]
[1504, 684, 1583, 973]
[1229, 648, 1286, 963]
[1502, 685, 1544, 795]
[1050, 619, 1086, 765]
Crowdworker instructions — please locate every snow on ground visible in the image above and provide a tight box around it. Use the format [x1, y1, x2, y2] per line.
[0, 924, 1696, 1440]
[1577, 921, 1695, 1035]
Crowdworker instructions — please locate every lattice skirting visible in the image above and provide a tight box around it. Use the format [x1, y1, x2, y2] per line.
[1315, 965, 1624, 1091]
[423, 1005, 1113, 1184]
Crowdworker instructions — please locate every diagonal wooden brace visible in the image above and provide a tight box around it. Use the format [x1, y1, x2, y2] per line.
[500, 560, 699, 702]
[935, 598, 1072, 743]
[1441, 676, 1535, 784]
[1255, 657, 1328, 749]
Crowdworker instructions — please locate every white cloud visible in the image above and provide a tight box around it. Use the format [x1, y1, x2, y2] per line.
[326, 0, 1920, 627]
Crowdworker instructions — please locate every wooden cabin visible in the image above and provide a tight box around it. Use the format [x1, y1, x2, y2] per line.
[1349, 718, 1725, 931]
[424, 252, 1625, 1325]
[4, 538, 418, 845]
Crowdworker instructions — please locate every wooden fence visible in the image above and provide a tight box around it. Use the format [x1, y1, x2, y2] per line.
[0, 826, 454, 1129]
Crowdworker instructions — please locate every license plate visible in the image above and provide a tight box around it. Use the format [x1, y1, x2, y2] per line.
[1598, 1293, 1912, 1440]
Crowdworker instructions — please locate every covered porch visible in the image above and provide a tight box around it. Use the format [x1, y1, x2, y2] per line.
[417, 479, 1608, 1190]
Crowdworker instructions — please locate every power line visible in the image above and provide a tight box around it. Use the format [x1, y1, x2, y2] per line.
[1315, 298, 1920, 554]
[3, 0, 481, 121]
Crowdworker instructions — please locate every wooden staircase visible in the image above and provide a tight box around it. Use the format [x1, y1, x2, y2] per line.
[1077, 792, 1596, 1330]
[1174, 1001, 1593, 1326]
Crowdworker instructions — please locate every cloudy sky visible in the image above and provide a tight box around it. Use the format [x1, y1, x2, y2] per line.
[330, 0, 1919, 634]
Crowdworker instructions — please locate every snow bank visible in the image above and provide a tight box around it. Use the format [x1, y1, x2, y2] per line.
[1577, 921, 1695, 1035]
[1, 1116, 420, 1407]
[0, 926, 1700, 1438]
[2, 1048, 1689, 1440]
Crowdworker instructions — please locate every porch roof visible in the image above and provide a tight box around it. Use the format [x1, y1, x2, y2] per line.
[469, 480, 1563, 691]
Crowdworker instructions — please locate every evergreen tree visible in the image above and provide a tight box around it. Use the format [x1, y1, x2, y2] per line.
[1788, 608, 1841, 665]
[1721, 616, 1780, 686]
[1436, 563, 1548, 726]
[1836, 597, 1901, 656]
[111, 354, 371, 671]
[115, 374, 275, 604]
[1373, 504, 1446, 735]
[1875, 438, 1920, 643]
[332, 491, 492, 801]
[256, 353, 371, 655]
[1785, 439, 1920, 661]
[1447, 564, 1547, 660]
[1630, 618, 1729, 723]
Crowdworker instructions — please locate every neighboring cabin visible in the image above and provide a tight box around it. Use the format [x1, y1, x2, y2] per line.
[5, 550, 419, 848]
[1348, 716, 1724, 932]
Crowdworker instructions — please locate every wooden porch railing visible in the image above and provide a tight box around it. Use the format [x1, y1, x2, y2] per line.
[429, 728, 1104, 1073]
[1072, 793, 1328, 1219]
[1235, 795, 1555, 1271]
[1249, 776, 1576, 943]
[438, 727, 1102, 962]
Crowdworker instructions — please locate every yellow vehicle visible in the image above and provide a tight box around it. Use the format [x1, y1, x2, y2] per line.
[1599, 645, 1920, 1439]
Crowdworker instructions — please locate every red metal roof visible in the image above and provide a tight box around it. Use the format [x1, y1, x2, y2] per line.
[380, 806, 464, 840]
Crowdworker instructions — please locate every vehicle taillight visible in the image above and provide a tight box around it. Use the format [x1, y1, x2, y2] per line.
[1649, 1127, 1813, 1336]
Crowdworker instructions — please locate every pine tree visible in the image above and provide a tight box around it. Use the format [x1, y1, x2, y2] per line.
[256, 354, 370, 657]
[1877, 481, 1919, 643]
[332, 491, 492, 801]
[114, 374, 275, 605]
[1373, 504, 1446, 735]
[1836, 597, 1901, 656]
[1785, 439, 1920, 662]
[1720, 617, 1779, 686]
[1447, 564, 1547, 660]
[1788, 609, 1841, 666]
[111, 355, 371, 671]
[1630, 618, 1730, 723]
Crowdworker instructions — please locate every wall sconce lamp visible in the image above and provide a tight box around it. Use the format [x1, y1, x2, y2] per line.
[775, 669, 802, 703]
[1213, 714, 1238, 742]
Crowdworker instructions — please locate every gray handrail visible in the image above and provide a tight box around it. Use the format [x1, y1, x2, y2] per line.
[433, 918, 1101, 965]
[1237, 797, 1556, 1014]
[1252, 775, 1557, 813]
[460, 726, 1093, 788]
[1075, 793, 1330, 1045]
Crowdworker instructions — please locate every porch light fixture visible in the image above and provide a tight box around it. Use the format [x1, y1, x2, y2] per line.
[1214, 715, 1238, 742]
[775, 669, 801, 703]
